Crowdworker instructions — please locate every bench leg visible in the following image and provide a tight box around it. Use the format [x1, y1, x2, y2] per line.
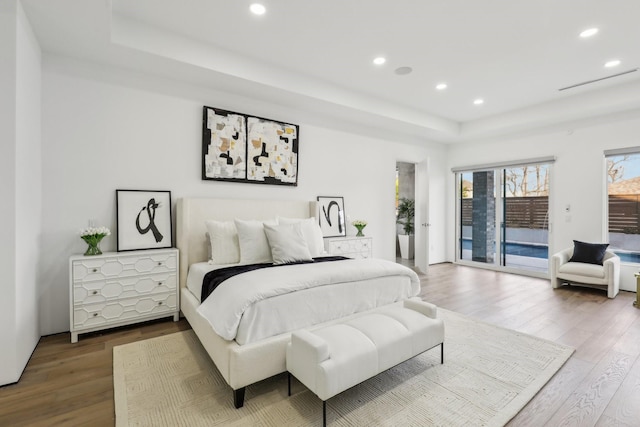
[288, 372, 292, 396]
[233, 387, 246, 408]
[441, 342, 444, 364]
[323, 400, 326, 427]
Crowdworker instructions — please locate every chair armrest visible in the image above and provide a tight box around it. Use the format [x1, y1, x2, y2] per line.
[551, 247, 572, 283]
[603, 250, 618, 262]
[603, 253, 620, 277]
[553, 247, 573, 265]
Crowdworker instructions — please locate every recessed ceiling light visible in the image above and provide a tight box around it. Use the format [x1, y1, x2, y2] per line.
[605, 59, 621, 68]
[250, 3, 266, 15]
[473, 98, 484, 105]
[395, 66, 412, 75]
[580, 28, 599, 38]
[373, 57, 386, 65]
[436, 83, 447, 90]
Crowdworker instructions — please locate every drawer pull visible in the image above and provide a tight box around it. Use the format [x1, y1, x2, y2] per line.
[92, 268, 98, 273]
[92, 313, 98, 317]
[158, 301, 163, 306]
[92, 290, 98, 295]
[158, 282, 163, 286]
[157, 262, 163, 266]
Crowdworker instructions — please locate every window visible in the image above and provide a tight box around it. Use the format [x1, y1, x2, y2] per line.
[606, 151, 640, 262]
[454, 157, 553, 274]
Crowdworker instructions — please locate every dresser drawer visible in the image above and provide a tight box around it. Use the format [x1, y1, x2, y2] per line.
[325, 237, 373, 259]
[73, 292, 177, 329]
[72, 251, 177, 283]
[73, 272, 177, 305]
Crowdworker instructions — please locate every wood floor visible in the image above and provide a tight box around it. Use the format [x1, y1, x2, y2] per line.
[1, 262, 639, 426]
[420, 264, 640, 427]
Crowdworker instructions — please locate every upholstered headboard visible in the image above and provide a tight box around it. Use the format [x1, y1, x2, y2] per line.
[176, 198, 318, 290]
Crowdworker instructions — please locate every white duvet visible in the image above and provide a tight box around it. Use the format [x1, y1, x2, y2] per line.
[195, 258, 420, 344]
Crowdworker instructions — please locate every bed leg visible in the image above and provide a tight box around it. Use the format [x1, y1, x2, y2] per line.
[441, 342, 444, 364]
[233, 387, 246, 408]
[323, 400, 326, 427]
[288, 372, 292, 396]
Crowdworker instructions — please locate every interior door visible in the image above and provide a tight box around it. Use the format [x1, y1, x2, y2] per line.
[414, 159, 429, 273]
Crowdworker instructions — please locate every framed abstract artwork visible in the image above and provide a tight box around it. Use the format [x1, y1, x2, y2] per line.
[202, 106, 299, 186]
[317, 196, 346, 237]
[116, 190, 173, 251]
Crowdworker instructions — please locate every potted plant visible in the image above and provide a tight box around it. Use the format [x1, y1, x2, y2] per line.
[396, 197, 415, 259]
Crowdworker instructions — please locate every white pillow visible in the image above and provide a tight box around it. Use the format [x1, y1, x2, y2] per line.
[234, 219, 275, 264]
[264, 223, 313, 265]
[204, 220, 240, 264]
[277, 216, 326, 257]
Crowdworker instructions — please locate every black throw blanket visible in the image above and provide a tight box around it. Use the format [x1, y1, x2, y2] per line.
[201, 256, 350, 302]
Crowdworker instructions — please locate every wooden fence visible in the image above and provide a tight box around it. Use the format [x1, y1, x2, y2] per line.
[462, 195, 640, 233]
[609, 194, 640, 233]
[461, 197, 549, 230]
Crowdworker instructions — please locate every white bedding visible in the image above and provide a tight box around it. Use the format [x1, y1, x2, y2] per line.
[186, 261, 231, 301]
[193, 258, 420, 345]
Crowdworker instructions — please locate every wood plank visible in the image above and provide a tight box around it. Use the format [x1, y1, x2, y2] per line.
[544, 350, 635, 426]
[598, 353, 640, 425]
[507, 355, 593, 426]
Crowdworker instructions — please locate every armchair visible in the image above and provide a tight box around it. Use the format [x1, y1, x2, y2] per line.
[551, 246, 620, 298]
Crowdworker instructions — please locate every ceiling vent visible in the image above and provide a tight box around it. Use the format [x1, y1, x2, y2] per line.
[558, 68, 639, 91]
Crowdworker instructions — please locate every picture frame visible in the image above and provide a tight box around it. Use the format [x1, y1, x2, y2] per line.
[202, 106, 299, 186]
[317, 196, 346, 237]
[116, 190, 173, 251]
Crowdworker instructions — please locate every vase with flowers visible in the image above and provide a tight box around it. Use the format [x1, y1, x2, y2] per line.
[80, 226, 111, 256]
[352, 219, 367, 237]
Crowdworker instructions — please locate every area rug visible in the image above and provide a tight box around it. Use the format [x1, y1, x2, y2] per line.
[113, 309, 573, 426]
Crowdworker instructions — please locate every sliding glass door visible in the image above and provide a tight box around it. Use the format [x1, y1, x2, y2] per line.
[457, 160, 551, 274]
[501, 165, 549, 272]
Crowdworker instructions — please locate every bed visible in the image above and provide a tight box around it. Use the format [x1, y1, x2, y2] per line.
[176, 197, 420, 408]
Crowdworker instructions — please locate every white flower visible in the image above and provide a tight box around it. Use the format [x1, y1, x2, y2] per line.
[352, 220, 367, 227]
[80, 226, 111, 237]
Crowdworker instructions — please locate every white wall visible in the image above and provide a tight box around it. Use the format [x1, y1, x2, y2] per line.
[446, 114, 640, 291]
[15, 0, 42, 371]
[0, 1, 19, 386]
[0, 0, 41, 386]
[40, 56, 447, 335]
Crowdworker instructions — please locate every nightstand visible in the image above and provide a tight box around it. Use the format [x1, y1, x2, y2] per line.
[324, 236, 372, 259]
[69, 248, 179, 343]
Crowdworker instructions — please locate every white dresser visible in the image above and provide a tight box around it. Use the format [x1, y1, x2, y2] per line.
[324, 236, 373, 259]
[69, 248, 179, 343]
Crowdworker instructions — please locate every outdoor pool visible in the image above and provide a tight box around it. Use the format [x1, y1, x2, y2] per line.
[615, 252, 640, 263]
[461, 239, 548, 259]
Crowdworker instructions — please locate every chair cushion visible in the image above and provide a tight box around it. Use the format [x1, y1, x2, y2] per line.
[569, 240, 609, 265]
[558, 261, 606, 279]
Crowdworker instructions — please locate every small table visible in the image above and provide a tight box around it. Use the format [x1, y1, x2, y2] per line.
[634, 273, 640, 308]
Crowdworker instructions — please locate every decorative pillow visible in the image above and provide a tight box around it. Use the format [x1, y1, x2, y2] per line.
[234, 219, 276, 264]
[277, 216, 326, 257]
[264, 223, 313, 265]
[204, 220, 240, 264]
[569, 240, 609, 265]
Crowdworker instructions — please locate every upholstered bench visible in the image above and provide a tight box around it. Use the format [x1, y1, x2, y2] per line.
[286, 299, 444, 426]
